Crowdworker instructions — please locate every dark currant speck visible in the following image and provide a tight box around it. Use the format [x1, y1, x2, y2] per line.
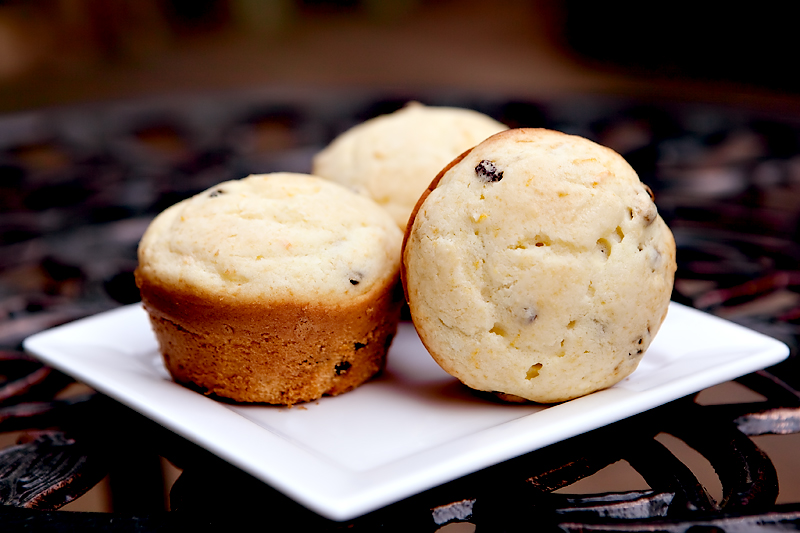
[335, 361, 352, 375]
[354, 342, 367, 351]
[476, 160, 504, 182]
[209, 189, 224, 197]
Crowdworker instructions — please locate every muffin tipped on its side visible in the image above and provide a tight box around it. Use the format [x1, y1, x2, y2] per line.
[402, 128, 676, 403]
[136, 173, 404, 405]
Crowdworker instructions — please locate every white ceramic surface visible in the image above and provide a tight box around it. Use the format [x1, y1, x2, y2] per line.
[23, 302, 789, 520]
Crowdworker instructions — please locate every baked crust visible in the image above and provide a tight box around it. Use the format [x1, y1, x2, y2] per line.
[401, 146, 473, 301]
[401, 128, 676, 403]
[136, 263, 403, 406]
[135, 173, 404, 406]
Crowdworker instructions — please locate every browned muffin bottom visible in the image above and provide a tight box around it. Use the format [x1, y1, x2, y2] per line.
[137, 273, 402, 406]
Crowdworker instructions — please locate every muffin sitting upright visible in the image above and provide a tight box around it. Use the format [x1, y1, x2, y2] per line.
[402, 129, 676, 403]
[135, 173, 404, 405]
[312, 102, 507, 230]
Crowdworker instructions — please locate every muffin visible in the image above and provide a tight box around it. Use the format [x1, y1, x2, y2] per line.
[312, 102, 507, 230]
[402, 128, 676, 403]
[135, 173, 404, 405]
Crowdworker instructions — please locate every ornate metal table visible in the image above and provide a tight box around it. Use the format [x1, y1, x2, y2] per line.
[2, 90, 800, 531]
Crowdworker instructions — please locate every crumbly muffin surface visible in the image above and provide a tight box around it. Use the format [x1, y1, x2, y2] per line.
[403, 128, 676, 403]
[312, 102, 507, 229]
[136, 172, 404, 405]
[137, 173, 403, 305]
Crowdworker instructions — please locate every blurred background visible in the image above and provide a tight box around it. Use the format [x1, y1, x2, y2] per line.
[0, 0, 798, 111]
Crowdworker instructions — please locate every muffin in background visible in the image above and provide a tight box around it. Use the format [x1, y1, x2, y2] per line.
[135, 173, 404, 405]
[313, 102, 507, 230]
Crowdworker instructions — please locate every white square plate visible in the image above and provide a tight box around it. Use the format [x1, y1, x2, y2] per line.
[24, 302, 788, 520]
